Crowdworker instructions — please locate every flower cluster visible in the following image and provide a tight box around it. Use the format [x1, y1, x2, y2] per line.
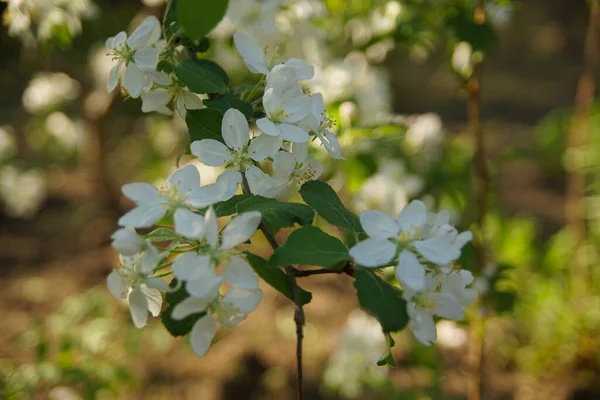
[349, 200, 476, 344]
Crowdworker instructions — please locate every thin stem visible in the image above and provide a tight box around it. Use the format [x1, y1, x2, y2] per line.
[566, 0, 600, 300]
[295, 262, 354, 277]
[240, 172, 305, 400]
[467, 2, 488, 400]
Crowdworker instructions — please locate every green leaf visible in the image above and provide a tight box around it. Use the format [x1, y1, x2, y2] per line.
[192, 59, 229, 84]
[145, 228, 179, 242]
[186, 108, 224, 143]
[245, 252, 312, 305]
[164, 0, 178, 27]
[175, 59, 228, 95]
[161, 279, 206, 337]
[204, 95, 253, 119]
[269, 226, 350, 269]
[177, 0, 229, 40]
[353, 270, 409, 333]
[377, 333, 397, 367]
[299, 180, 363, 234]
[214, 194, 314, 233]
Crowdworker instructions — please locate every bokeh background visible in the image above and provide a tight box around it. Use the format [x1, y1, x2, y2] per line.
[1, 0, 600, 399]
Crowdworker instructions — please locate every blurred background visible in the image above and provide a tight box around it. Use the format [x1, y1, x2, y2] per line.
[1, 0, 600, 399]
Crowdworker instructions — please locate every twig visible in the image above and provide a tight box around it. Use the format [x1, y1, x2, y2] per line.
[566, 0, 600, 300]
[240, 172, 305, 400]
[294, 261, 354, 277]
[467, 2, 488, 400]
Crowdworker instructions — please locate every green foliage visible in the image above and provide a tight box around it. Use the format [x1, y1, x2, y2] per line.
[175, 59, 229, 95]
[161, 279, 206, 337]
[300, 180, 364, 235]
[205, 95, 253, 119]
[445, 5, 498, 54]
[177, 0, 229, 40]
[144, 228, 179, 242]
[245, 252, 312, 305]
[186, 108, 224, 143]
[377, 333, 397, 367]
[268, 226, 350, 269]
[353, 270, 409, 333]
[214, 194, 314, 233]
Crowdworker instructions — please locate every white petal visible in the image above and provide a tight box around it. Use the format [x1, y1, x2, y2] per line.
[256, 117, 281, 137]
[106, 31, 126, 50]
[174, 208, 205, 239]
[123, 64, 145, 98]
[146, 277, 170, 292]
[141, 88, 171, 113]
[233, 32, 268, 74]
[309, 92, 325, 120]
[167, 164, 201, 196]
[204, 206, 219, 248]
[360, 210, 399, 239]
[433, 293, 465, 320]
[267, 64, 299, 92]
[186, 270, 222, 300]
[397, 200, 428, 235]
[139, 244, 162, 275]
[454, 231, 473, 249]
[222, 108, 249, 152]
[183, 91, 203, 109]
[190, 139, 232, 167]
[460, 270, 474, 286]
[107, 271, 128, 299]
[118, 205, 166, 228]
[395, 250, 426, 291]
[249, 133, 282, 161]
[221, 287, 263, 313]
[409, 307, 436, 345]
[107, 61, 123, 92]
[285, 58, 314, 80]
[215, 170, 242, 200]
[291, 142, 308, 163]
[272, 151, 296, 178]
[320, 131, 344, 159]
[142, 286, 163, 316]
[188, 171, 241, 208]
[349, 238, 397, 268]
[122, 182, 161, 205]
[133, 47, 159, 71]
[127, 16, 161, 49]
[189, 315, 217, 357]
[111, 228, 143, 256]
[172, 296, 210, 320]
[173, 252, 212, 281]
[216, 303, 247, 328]
[413, 237, 461, 265]
[222, 256, 259, 290]
[282, 96, 310, 123]
[279, 124, 310, 142]
[128, 286, 149, 328]
[221, 211, 262, 250]
[262, 87, 281, 116]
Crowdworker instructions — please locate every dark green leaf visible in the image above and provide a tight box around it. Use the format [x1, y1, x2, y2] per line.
[269, 226, 350, 269]
[175, 59, 228, 94]
[177, 0, 229, 40]
[192, 59, 229, 84]
[353, 270, 409, 333]
[377, 333, 397, 367]
[299, 180, 363, 234]
[164, 0, 178, 26]
[205, 95, 253, 119]
[161, 279, 206, 337]
[214, 194, 314, 233]
[186, 108, 224, 143]
[245, 252, 312, 305]
[145, 228, 179, 242]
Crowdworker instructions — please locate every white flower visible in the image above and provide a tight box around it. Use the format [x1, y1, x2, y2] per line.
[106, 16, 161, 98]
[118, 165, 234, 237]
[141, 71, 203, 118]
[256, 86, 311, 142]
[349, 201, 472, 291]
[107, 244, 169, 328]
[272, 142, 323, 198]
[303, 93, 344, 159]
[191, 108, 282, 189]
[233, 32, 314, 80]
[111, 228, 144, 256]
[245, 165, 288, 198]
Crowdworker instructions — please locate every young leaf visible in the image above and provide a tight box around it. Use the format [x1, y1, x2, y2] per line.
[299, 180, 363, 234]
[186, 108, 224, 143]
[245, 252, 312, 305]
[175, 59, 228, 95]
[145, 228, 179, 242]
[377, 333, 397, 367]
[192, 59, 229, 85]
[353, 270, 409, 333]
[214, 194, 314, 232]
[161, 279, 206, 337]
[269, 226, 350, 269]
[177, 0, 229, 41]
[204, 95, 253, 119]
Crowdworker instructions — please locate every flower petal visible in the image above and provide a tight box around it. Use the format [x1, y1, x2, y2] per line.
[142, 286, 163, 317]
[141, 88, 171, 113]
[189, 314, 217, 357]
[123, 64, 145, 98]
[186, 269, 222, 300]
[272, 151, 296, 178]
[397, 200, 427, 234]
[107, 271, 128, 299]
[204, 206, 219, 248]
[360, 210, 399, 239]
[107, 61, 123, 92]
[433, 293, 464, 320]
[282, 96, 310, 123]
[256, 117, 281, 137]
[128, 286, 149, 328]
[133, 47, 159, 71]
[413, 237, 460, 265]
[396, 250, 426, 291]
[349, 238, 396, 268]
[221, 287, 263, 314]
[279, 124, 309, 142]
[122, 182, 161, 204]
[118, 205, 166, 228]
[174, 208, 205, 239]
[220, 211, 262, 250]
[409, 306, 436, 345]
[167, 164, 201, 196]
[222, 256, 259, 290]
[249, 133, 282, 161]
[173, 252, 212, 281]
[190, 139, 232, 167]
[127, 16, 161, 49]
[172, 296, 210, 320]
[285, 58, 314, 81]
[233, 32, 268, 74]
[222, 108, 249, 152]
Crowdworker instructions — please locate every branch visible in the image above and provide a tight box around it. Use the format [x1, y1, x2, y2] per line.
[240, 172, 305, 400]
[294, 261, 354, 277]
